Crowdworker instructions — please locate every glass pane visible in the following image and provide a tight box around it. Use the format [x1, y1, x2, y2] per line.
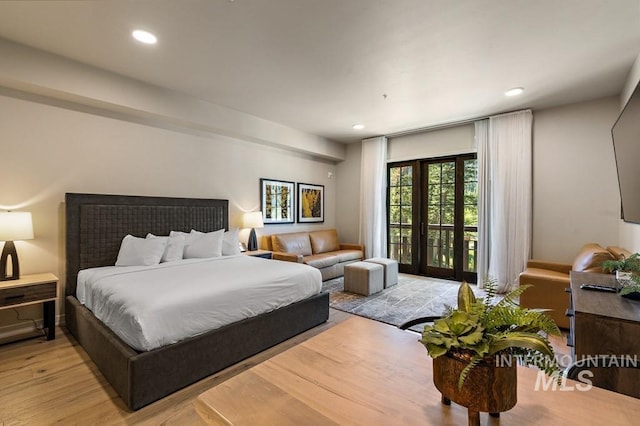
[427, 184, 440, 205]
[442, 227, 454, 269]
[464, 159, 477, 182]
[389, 227, 400, 243]
[427, 228, 439, 267]
[427, 229, 439, 246]
[390, 167, 400, 186]
[401, 166, 413, 184]
[428, 164, 441, 183]
[390, 187, 401, 205]
[389, 243, 400, 262]
[428, 206, 440, 225]
[464, 230, 478, 272]
[442, 205, 454, 225]
[401, 206, 412, 224]
[464, 158, 478, 270]
[401, 244, 412, 264]
[441, 162, 455, 183]
[391, 227, 411, 265]
[389, 205, 400, 224]
[464, 205, 478, 226]
[441, 184, 455, 205]
[401, 186, 412, 204]
[400, 227, 412, 241]
[388, 164, 413, 266]
[464, 182, 477, 205]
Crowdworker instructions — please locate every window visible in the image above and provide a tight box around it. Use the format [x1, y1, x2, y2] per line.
[387, 154, 477, 282]
[388, 164, 414, 267]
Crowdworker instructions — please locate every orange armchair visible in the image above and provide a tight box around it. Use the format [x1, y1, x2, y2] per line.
[519, 243, 626, 329]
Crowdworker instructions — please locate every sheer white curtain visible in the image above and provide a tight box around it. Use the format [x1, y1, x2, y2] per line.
[476, 119, 490, 287]
[476, 110, 532, 292]
[359, 136, 387, 258]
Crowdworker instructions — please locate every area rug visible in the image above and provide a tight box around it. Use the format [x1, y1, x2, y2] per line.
[321, 274, 498, 332]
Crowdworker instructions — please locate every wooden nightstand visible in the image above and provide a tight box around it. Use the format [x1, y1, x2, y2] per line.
[243, 250, 273, 259]
[0, 273, 58, 341]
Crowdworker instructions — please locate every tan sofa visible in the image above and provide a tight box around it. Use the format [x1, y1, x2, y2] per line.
[519, 243, 629, 329]
[262, 229, 364, 280]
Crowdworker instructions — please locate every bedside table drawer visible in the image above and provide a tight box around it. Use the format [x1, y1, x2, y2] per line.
[0, 282, 57, 308]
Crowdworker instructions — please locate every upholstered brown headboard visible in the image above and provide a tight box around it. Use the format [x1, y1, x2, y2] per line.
[65, 193, 228, 296]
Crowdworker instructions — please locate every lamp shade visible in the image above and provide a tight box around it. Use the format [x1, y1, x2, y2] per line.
[243, 211, 264, 229]
[0, 212, 34, 241]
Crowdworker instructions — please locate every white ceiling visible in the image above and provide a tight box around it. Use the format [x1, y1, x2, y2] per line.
[0, 0, 638, 143]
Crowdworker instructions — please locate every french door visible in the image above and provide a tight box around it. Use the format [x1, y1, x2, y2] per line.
[388, 154, 477, 283]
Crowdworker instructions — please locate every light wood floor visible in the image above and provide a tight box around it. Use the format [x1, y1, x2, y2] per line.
[0, 309, 352, 425]
[0, 309, 571, 425]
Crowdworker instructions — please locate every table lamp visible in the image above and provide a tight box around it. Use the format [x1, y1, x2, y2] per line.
[0, 211, 34, 281]
[243, 211, 264, 251]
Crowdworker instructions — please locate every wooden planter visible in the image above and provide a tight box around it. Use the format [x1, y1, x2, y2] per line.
[433, 353, 517, 426]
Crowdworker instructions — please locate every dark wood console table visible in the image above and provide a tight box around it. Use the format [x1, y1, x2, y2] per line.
[569, 271, 640, 398]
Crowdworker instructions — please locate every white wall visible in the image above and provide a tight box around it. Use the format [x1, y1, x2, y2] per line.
[532, 97, 621, 262]
[388, 124, 475, 162]
[335, 142, 362, 244]
[618, 52, 640, 252]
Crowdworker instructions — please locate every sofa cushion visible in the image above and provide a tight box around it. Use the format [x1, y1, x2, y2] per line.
[332, 249, 363, 263]
[572, 243, 614, 272]
[271, 232, 312, 256]
[607, 246, 632, 260]
[520, 267, 570, 283]
[303, 253, 338, 269]
[309, 229, 340, 254]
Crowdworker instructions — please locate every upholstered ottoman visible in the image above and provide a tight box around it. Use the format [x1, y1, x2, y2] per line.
[365, 257, 398, 288]
[344, 261, 384, 296]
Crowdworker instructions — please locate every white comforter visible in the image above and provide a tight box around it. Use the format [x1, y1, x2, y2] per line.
[77, 255, 322, 351]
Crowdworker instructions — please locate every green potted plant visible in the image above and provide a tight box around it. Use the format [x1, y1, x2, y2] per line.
[420, 281, 561, 425]
[602, 252, 640, 277]
[602, 253, 640, 298]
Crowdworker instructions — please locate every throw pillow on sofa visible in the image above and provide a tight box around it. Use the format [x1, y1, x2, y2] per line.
[572, 243, 615, 272]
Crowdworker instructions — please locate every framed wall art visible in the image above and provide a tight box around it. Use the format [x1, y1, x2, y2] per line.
[297, 182, 324, 223]
[260, 178, 295, 224]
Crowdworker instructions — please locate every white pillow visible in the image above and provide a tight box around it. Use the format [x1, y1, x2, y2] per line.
[115, 234, 166, 266]
[184, 229, 225, 258]
[169, 230, 195, 255]
[146, 233, 186, 262]
[222, 228, 241, 256]
[169, 230, 190, 238]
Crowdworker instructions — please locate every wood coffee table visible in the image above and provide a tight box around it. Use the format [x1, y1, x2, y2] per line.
[196, 316, 640, 425]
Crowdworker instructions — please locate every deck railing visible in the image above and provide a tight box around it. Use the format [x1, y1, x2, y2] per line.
[389, 224, 477, 272]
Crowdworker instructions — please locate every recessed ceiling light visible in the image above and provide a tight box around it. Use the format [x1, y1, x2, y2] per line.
[352, 124, 365, 130]
[505, 87, 524, 97]
[132, 29, 157, 45]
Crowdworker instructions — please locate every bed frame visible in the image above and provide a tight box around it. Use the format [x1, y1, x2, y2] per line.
[65, 193, 329, 410]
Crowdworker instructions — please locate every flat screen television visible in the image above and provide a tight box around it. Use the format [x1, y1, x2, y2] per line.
[612, 80, 640, 224]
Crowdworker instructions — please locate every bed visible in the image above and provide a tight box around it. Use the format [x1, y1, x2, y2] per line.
[64, 193, 329, 410]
